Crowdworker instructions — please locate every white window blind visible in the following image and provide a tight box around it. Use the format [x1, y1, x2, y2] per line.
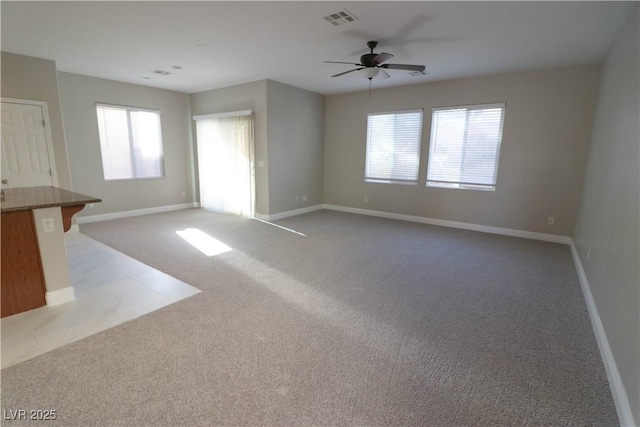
[96, 104, 165, 181]
[426, 103, 505, 191]
[365, 109, 423, 184]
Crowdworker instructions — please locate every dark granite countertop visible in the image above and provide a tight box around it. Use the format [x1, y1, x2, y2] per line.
[1, 186, 102, 213]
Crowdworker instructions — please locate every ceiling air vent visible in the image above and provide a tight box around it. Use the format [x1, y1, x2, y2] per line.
[151, 70, 172, 76]
[323, 9, 358, 26]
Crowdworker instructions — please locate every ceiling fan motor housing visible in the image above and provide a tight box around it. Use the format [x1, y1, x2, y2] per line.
[360, 53, 379, 67]
[361, 41, 380, 67]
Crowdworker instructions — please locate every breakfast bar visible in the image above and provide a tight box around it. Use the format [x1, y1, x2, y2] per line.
[1, 186, 101, 318]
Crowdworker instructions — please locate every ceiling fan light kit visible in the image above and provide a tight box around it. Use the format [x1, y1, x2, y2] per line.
[362, 67, 379, 80]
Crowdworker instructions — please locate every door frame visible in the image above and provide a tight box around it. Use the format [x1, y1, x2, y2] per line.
[1, 97, 59, 187]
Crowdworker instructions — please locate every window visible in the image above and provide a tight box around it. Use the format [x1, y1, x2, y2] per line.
[426, 103, 505, 191]
[365, 109, 423, 184]
[96, 104, 165, 181]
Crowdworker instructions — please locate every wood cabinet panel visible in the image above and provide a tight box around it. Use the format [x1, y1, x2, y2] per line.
[1, 210, 46, 317]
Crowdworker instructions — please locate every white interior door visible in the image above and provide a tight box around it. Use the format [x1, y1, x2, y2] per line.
[1, 102, 55, 188]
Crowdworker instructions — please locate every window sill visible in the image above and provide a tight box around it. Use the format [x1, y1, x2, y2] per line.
[365, 179, 418, 186]
[427, 182, 495, 191]
[104, 176, 166, 182]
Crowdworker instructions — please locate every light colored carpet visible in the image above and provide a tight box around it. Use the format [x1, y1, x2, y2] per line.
[1, 209, 617, 426]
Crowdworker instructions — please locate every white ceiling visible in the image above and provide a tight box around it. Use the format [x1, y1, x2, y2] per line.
[1, 1, 635, 95]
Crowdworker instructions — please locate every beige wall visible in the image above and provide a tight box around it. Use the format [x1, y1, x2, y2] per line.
[1, 52, 72, 190]
[190, 80, 269, 215]
[573, 6, 639, 424]
[57, 72, 194, 217]
[266, 80, 324, 214]
[324, 65, 600, 236]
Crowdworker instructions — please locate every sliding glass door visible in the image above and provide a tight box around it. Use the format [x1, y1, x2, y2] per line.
[194, 111, 255, 217]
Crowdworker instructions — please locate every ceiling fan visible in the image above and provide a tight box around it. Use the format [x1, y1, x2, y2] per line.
[324, 41, 426, 80]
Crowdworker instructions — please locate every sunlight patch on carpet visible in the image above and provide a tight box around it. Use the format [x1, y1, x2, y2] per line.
[176, 228, 232, 256]
[253, 218, 306, 236]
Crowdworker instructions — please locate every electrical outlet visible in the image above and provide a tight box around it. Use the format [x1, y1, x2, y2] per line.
[42, 218, 55, 233]
[302, 195, 309, 202]
[181, 192, 186, 198]
[548, 217, 555, 225]
[88, 203, 95, 208]
[295, 196, 300, 203]
[364, 197, 368, 203]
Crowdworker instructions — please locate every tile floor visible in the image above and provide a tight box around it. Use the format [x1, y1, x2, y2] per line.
[1, 232, 201, 370]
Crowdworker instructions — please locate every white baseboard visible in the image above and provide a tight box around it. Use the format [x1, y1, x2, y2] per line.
[79, 202, 568, 246]
[77, 203, 198, 224]
[322, 204, 571, 244]
[570, 242, 635, 427]
[255, 204, 323, 221]
[45, 286, 75, 306]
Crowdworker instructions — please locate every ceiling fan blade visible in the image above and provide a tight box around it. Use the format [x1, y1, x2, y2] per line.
[393, 14, 434, 42]
[324, 61, 362, 66]
[372, 52, 394, 65]
[331, 68, 364, 77]
[379, 69, 391, 80]
[380, 63, 426, 72]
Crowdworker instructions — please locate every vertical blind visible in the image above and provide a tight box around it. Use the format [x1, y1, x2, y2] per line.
[96, 104, 165, 180]
[426, 103, 505, 190]
[194, 111, 254, 217]
[365, 109, 423, 184]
